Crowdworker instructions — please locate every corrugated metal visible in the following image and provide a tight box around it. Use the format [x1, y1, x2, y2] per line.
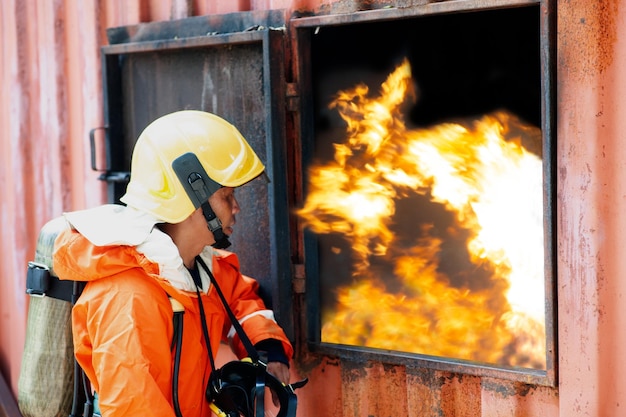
[0, 0, 248, 401]
[556, 0, 626, 415]
[1, 0, 625, 416]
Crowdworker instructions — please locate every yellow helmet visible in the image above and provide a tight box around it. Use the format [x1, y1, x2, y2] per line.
[120, 110, 265, 223]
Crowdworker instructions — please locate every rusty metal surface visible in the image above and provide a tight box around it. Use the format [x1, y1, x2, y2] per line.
[106, 9, 287, 45]
[539, 0, 558, 389]
[556, 0, 623, 415]
[104, 30, 268, 54]
[4, 0, 626, 415]
[309, 343, 549, 384]
[291, 0, 541, 27]
[294, 355, 559, 416]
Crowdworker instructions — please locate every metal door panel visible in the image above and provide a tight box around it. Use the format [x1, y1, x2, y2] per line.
[98, 14, 293, 337]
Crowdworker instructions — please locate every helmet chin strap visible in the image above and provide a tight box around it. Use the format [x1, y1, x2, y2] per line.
[200, 201, 231, 249]
[172, 153, 232, 249]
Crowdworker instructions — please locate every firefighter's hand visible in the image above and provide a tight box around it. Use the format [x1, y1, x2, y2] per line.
[267, 361, 290, 385]
[267, 361, 290, 407]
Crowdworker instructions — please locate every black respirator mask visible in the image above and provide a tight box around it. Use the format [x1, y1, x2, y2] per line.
[172, 152, 231, 249]
[207, 360, 307, 417]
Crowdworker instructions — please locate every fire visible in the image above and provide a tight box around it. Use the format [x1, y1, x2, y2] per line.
[298, 59, 546, 369]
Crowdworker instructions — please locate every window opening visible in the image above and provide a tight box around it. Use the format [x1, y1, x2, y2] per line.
[297, 4, 552, 378]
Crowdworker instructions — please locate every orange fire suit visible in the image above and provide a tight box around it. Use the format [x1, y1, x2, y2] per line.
[52, 205, 293, 417]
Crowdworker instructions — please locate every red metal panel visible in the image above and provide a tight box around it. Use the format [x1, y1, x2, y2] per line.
[557, 0, 626, 415]
[1, 0, 626, 416]
[441, 376, 482, 417]
[294, 357, 344, 415]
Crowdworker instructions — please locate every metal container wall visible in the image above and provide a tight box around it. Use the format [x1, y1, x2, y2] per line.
[1, 0, 625, 416]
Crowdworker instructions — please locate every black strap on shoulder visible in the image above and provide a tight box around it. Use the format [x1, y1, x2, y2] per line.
[170, 298, 185, 417]
[193, 281, 217, 373]
[196, 256, 268, 417]
[195, 256, 259, 363]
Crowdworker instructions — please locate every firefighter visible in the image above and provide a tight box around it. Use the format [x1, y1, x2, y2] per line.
[53, 110, 293, 417]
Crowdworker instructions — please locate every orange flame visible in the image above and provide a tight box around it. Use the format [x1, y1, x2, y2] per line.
[298, 59, 546, 369]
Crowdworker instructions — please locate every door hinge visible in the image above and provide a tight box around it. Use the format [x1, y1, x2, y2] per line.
[286, 83, 299, 112]
[292, 264, 305, 294]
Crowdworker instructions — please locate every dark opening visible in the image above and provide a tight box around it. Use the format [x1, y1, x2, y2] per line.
[312, 7, 541, 130]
